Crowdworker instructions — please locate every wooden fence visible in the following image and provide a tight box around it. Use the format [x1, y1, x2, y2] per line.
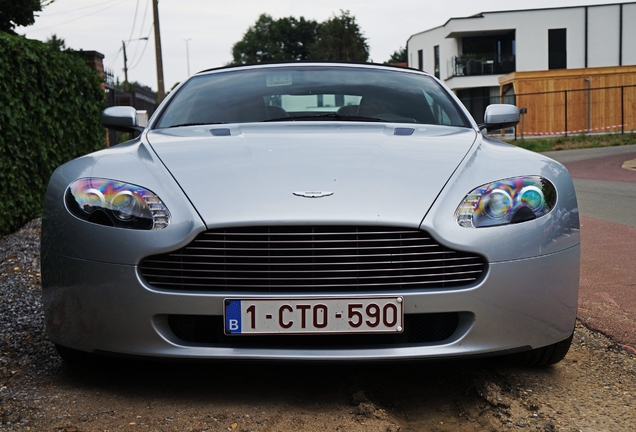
[498, 66, 636, 137]
[511, 85, 636, 137]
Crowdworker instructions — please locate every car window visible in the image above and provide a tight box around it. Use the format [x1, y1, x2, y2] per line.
[424, 93, 453, 125]
[266, 94, 363, 113]
[155, 66, 471, 128]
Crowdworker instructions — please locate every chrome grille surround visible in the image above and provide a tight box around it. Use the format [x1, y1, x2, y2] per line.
[139, 226, 487, 292]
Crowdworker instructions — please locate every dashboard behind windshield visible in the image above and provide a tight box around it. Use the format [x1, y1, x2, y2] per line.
[155, 66, 472, 128]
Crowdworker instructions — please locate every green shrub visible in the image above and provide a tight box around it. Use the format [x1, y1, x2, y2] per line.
[0, 32, 106, 236]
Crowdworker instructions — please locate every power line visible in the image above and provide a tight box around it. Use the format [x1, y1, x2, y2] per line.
[105, 47, 123, 70]
[128, 24, 154, 70]
[138, 0, 151, 41]
[38, 0, 123, 16]
[128, 0, 151, 67]
[27, 0, 128, 33]
[126, 0, 141, 43]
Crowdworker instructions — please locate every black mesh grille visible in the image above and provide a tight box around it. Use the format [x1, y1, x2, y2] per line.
[167, 313, 461, 347]
[139, 226, 487, 292]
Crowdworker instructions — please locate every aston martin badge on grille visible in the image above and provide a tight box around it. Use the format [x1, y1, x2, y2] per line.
[292, 191, 334, 198]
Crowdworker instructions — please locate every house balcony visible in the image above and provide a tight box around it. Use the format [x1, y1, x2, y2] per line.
[447, 55, 516, 79]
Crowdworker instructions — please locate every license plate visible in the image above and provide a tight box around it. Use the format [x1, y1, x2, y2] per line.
[224, 297, 403, 335]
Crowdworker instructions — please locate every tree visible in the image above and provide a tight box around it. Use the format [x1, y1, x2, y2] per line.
[309, 10, 369, 62]
[386, 46, 407, 64]
[0, 0, 54, 35]
[45, 34, 66, 51]
[231, 14, 318, 65]
[166, 81, 181, 96]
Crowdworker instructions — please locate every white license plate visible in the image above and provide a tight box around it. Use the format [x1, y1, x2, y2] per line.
[224, 297, 404, 335]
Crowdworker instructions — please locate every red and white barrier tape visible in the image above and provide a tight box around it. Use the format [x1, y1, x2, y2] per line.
[519, 123, 634, 136]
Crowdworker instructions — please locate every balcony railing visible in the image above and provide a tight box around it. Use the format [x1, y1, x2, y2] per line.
[447, 56, 515, 79]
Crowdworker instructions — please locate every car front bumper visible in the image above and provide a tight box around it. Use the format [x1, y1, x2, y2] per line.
[43, 244, 579, 361]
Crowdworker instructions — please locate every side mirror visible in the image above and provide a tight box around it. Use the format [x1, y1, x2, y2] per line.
[102, 106, 145, 133]
[479, 104, 520, 131]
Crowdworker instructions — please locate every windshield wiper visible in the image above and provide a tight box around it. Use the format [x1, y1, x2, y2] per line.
[168, 122, 225, 128]
[263, 112, 384, 123]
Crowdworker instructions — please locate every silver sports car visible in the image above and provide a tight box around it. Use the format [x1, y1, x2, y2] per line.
[42, 62, 580, 366]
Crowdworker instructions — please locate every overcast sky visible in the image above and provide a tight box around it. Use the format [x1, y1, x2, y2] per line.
[22, 0, 622, 92]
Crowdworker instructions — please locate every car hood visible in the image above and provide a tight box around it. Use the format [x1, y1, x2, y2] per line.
[146, 123, 477, 228]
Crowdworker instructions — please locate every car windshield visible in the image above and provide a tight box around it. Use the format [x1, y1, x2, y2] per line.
[155, 65, 471, 128]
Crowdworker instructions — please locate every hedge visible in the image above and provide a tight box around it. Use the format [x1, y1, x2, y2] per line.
[0, 32, 106, 236]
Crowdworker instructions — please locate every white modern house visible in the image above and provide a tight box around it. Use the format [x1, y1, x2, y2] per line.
[407, 2, 636, 125]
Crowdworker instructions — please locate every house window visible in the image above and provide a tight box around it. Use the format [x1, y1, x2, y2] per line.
[549, 29, 567, 69]
[434, 46, 440, 79]
[461, 31, 516, 75]
[418, 49, 423, 71]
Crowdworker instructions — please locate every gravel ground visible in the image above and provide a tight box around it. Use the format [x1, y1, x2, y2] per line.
[1, 219, 634, 432]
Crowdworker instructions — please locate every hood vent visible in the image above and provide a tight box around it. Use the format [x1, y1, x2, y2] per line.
[210, 128, 231, 136]
[394, 127, 415, 136]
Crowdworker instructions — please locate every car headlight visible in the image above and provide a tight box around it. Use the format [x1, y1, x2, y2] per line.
[65, 178, 171, 230]
[455, 176, 556, 228]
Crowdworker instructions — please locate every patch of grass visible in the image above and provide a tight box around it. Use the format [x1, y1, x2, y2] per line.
[503, 132, 636, 152]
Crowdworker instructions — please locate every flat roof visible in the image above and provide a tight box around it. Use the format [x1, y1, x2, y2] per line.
[408, 1, 636, 41]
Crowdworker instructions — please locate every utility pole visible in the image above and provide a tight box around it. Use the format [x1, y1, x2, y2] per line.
[122, 40, 129, 85]
[184, 38, 192, 77]
[152, 0, 166, 102]
[121, 38, 147, 88]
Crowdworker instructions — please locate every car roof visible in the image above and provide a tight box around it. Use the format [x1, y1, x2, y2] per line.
[195, 61, 433, 78]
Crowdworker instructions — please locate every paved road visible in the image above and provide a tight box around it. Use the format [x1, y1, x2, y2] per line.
[544, 144, 636, 352]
